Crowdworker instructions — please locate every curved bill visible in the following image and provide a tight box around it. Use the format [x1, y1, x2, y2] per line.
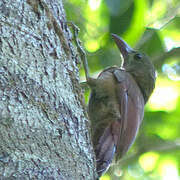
[111, 34, 134, 60]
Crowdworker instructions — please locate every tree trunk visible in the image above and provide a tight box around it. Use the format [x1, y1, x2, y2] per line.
[0, 0, 96, 179]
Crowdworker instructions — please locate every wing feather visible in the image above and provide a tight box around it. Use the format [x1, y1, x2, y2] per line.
[114, 69, 144, 159]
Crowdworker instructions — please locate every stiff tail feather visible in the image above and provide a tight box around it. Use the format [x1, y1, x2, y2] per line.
[95, 124, 117, 177]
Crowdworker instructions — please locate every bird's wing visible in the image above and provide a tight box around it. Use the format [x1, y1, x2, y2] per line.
[113, 69, 144, 159]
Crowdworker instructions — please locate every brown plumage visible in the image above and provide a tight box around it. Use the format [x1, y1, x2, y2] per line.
[83, 34, 156, 177]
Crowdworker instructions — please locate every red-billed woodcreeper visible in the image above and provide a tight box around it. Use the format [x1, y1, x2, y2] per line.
[82, 34, 156, 177]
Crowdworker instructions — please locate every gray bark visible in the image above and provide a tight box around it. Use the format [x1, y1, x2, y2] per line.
[0, 0, 96, 179]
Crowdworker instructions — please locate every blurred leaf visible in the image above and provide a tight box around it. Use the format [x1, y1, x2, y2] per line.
[109, 2, 134, 35]
[106, 0, 133, 16]
[173, 17, 180, 29]
[137, 28, 164, 56]
[160, 16, 180, 44]
[123, 0, 148, 45]
[100, 174, 111, 180]
[148, 77, 180, 111]
[139, 152, 159, 172]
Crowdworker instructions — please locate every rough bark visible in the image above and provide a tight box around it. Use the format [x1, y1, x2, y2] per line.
[0, 0, 96, 179]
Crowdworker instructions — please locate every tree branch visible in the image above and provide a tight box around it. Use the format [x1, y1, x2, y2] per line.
[153, 47, 180, 69]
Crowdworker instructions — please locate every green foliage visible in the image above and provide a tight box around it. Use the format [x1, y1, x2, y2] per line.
[65, 0, 180, 179]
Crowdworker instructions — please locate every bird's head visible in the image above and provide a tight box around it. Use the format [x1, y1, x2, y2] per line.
[112, 34, 156, 103]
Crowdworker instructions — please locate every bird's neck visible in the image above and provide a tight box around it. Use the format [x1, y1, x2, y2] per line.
[132, 74, 154, 104]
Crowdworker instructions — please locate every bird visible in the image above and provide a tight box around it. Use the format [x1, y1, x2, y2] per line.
[81, 34, 156, 177]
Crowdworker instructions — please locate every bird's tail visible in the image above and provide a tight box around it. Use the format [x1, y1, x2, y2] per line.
[95, 124, 117, 177]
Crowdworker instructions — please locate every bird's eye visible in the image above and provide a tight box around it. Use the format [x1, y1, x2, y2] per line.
[134, 53, 142, 60]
